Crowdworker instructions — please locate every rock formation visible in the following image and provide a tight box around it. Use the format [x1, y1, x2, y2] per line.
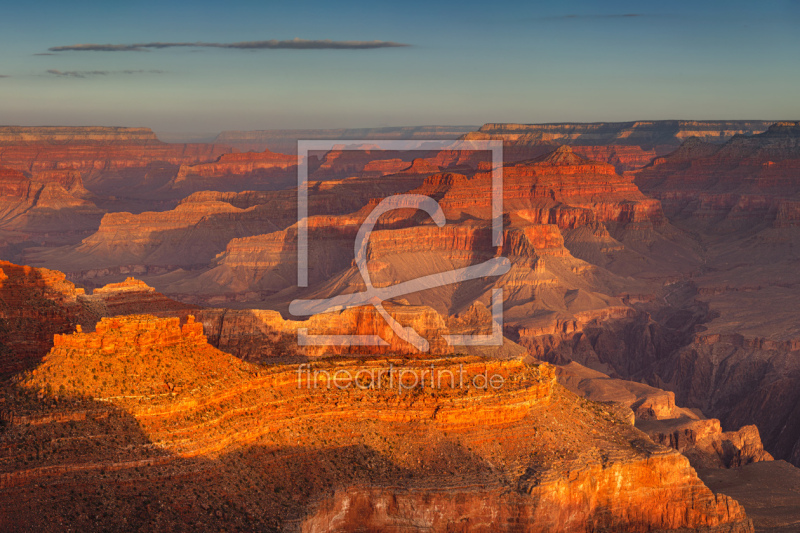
[635, 122, 800, 228]
[0, 314, 753, 532]
[0, 127, 232, 204]
[169, 149, 297, 193]
[556, 362, 773, 469]
[0, 166, 104, 248]
[215, 125, 478, 153]
[464, 121, 773, 171]
[0, 126, 160, 143]
[0, 261, 90, 377]
[0, 262, 200, 377]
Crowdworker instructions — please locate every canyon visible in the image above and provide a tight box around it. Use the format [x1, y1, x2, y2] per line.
[1, 121, 799, 530]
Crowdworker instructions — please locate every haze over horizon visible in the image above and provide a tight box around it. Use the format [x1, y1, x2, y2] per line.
[1, 0, 799, 136]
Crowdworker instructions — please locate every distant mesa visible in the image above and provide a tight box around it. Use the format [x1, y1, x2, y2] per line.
[463, 120, 776, 172]
[214, 125, 479, 154]
[0, 126, 160, 144]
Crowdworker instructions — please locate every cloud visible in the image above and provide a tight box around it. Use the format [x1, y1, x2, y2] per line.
[565, 13, 643, 18]
[48, 38, 411, 52]
[34, 53, 57, 56]
[0, 75, 9, 78]
[538, 13, 645, 21]
[46, 69, 166, 78]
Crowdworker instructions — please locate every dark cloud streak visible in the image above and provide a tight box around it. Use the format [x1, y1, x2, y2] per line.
[46, 69, 166, 78]
[49, 39, 410, 53]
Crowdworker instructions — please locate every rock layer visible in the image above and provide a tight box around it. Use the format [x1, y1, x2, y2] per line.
[0, 314, 753, 532]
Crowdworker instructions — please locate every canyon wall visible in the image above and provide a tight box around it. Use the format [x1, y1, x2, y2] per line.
[0, 314, 753, 532]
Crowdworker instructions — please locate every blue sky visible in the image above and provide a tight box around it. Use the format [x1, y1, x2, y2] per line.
[0, 0, 798, 136]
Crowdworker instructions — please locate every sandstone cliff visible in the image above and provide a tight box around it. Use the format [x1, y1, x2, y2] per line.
[634, 122, 800, 228]
[556, 361, 774, 470]
[0, 261, 93, 377]
[0, 314, 753, 532]
[170, 148, 297, 193]
[0, 127, 232, 202]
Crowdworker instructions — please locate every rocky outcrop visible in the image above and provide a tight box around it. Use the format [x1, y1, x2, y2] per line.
[555, 362, 773, 469]
[82, 277, 198, 318]
[170, 149, 297, 193]
[0, 261, 90, 376]
[196, 302, 456, 358]
[0, 315, 753, 531]
[643, 419, 773, 469]
[0, 264, 198, 377]
[35, 315, 241, 398]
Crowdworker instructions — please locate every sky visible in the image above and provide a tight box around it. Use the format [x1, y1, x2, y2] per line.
[0, 0, 798, 138]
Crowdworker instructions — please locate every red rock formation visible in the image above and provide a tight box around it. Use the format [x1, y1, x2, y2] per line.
[84, 277, 198, 318]
[196, 303, 454, 359]
[0, 317, 753, 531]
[0, 127, 232, 197]
[0, 166, 103, 245]
[463, 121, 774, 172]
[302, 452, 751, 532]
[410, 147, 664, 229]
[0, 263, 199, 377]
[170, 148, 297, 192]
[556, 362, 774, 469]
[0, 261, 89, 376]
[634, 122, 800, 227]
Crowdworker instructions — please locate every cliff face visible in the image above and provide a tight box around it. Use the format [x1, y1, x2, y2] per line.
[0, 167, 103, 245]
[463, 120, 774, 171]
[170, 148, 297, 193]
[634, 122, 800, 227]
[302, 453, 750, 533]
[0, 261, 89, 376]
[556, 362, 774, 470]
[0, 314, 752, 532]
[0, 263, 198, 377]
[197, 303, 454, 359]
[0, 127, 231, 200]
[415, 147, 664, 228]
